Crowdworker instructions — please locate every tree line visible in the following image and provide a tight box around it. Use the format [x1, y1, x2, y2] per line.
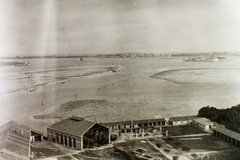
[198, 104, 240, 133]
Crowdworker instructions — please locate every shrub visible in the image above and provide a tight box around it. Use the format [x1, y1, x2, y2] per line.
[167, 137, 173, 140]
[191, 153, 198, 158]
[163, 149, 170, 153]
[174, 142, 181, 147]
[182, 146, 190, 151]
[156, 143, 162, 148]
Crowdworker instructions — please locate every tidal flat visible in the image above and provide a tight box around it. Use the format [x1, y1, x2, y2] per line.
[0, 56, 240, 135]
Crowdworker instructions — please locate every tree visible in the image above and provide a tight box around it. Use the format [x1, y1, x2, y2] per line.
[198, 104, 240, 133]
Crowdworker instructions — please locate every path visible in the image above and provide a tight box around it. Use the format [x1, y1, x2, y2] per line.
[165, 133, 211, 139]
[147, 139, 190, 160]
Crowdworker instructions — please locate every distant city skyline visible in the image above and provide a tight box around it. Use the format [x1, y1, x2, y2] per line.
[0, 0, 240, 57]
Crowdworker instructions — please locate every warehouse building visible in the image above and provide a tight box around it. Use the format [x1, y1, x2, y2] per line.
[47, 116, 110, 150]
[213, 125, 240, 147]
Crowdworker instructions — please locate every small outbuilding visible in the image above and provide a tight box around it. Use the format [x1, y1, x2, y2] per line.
[31, 129, 44, 142]
[47, 116, 110, 150]
[192, 117, 213, 130]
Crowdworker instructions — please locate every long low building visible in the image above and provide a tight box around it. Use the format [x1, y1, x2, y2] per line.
[47, 116, 110, 150]
[213, 125, 240, 147]
[102, 118, 166, 132]
[168, 115, 198, 126]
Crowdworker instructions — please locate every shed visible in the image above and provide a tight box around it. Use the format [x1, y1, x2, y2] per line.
[192, 117, 213, 130]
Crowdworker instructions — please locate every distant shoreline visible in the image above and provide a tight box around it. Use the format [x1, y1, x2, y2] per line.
[0, 52, 239, 59]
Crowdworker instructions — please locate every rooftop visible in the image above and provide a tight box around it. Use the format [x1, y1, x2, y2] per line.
[213, 125, 240, 141]
[102, 118, 166, 126]
[0, 121, 31, 160]
[193, 117, 213, 125]
[169, 115, 198, 121]
[48, 116, 100, 136]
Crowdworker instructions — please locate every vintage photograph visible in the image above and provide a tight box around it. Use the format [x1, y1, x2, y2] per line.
[0, 0, 240, 159]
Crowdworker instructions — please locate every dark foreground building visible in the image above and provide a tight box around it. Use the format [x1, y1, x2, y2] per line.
[0, 121, 31, 160]
[47, 116, 110, 150]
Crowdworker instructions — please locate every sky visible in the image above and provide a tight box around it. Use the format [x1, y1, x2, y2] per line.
[0, 0, 240, 57]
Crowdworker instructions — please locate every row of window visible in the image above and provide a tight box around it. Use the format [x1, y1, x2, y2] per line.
[53, 133, 76, 148]
[111, 122, 165, 129]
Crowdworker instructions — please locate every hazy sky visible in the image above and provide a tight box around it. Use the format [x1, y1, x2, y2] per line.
[0, 0, 240, 57]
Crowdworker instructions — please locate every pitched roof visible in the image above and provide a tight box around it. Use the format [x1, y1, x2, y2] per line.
[193, 117, 213, 125]
[213, 125, 240, 141]
[48, 117, 97, 136]
[0, 121, 31, 160]
[169, 115, 198, 121]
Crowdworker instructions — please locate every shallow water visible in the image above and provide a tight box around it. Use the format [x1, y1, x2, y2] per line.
[0, 57, 240, 134]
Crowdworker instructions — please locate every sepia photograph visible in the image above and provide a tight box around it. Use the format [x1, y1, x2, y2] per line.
[0, 0, 240, 159]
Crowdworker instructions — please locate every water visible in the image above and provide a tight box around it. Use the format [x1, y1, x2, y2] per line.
[0, 57, 240, 134]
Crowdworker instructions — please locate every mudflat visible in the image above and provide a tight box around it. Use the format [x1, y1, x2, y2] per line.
[0, 57, 240, 135]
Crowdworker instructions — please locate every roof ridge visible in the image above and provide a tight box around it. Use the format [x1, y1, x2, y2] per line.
[82, 122, 96, 135]
[48, 118, 97, 136]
